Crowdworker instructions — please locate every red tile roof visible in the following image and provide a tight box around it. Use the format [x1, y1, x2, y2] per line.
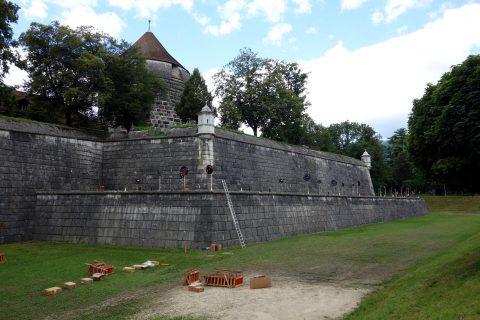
[134, 32, 187, 70]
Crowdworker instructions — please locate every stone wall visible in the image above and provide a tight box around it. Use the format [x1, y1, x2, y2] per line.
[0, 120, 425, 247]
[0, 120, 103, 243]
[146, 60, 189, 129]
[100, 129, 374, 195]
[101, 133, 202, 192]
[33, 191, 428, 248]
[212, 130, 374, 195]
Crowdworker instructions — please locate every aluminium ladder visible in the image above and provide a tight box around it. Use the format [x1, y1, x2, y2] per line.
[221, 179, 246, 248]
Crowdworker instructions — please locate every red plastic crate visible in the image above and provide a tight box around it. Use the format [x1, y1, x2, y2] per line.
[205, 272, 243, 288]
[87, 261, 114, 275]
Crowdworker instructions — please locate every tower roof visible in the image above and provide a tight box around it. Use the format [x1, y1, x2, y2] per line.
[134, 32, 187, 70]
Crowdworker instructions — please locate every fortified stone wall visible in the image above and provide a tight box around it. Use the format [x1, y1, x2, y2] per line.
[33, 191, 427, 248]
[0, 120, 103, 243]
[101, 133, 202, 192]
[213, 130, 374, 195]
[147, 60, 189, 129]
[101, 129, 373, 195]
[0, 120, 422, 246]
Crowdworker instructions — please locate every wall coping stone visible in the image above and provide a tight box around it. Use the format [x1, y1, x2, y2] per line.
[0, 119, 102, 141]
[35, 190, 423, 201]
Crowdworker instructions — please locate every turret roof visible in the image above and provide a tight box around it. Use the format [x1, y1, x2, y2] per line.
[134, 32, 187, 70]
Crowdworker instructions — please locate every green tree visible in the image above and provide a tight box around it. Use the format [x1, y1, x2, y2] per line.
[19, 22, 110, 125]
[292, 114, 336, 151]
[19, 21, 162, 130]
[98, 44, 163, 132]
[175, 68, 213, 123]
[385, 128, 415, 190]
[0, 0, 19, 80]
[327, 121, 386, 190]
[0, 0, 20, 114]
[219, 98, 241, 130]
[214, 48, 309, 141]
[408, 54, 480, 193]
[0, 84, 16, 113]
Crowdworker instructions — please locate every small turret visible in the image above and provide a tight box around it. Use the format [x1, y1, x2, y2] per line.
[197, 105, 215, 135]
[361, 150, 371, 170]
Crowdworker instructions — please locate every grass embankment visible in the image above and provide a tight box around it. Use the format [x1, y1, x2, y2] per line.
[346, 196, 480, 320]
[423, 195, 480, 213]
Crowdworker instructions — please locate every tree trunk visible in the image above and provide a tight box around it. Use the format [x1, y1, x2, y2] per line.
[65, 108, 72, 127]
[253, 126, 258, 137]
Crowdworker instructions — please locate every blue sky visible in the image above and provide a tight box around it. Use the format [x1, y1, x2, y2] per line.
[7, 0, 480, 138]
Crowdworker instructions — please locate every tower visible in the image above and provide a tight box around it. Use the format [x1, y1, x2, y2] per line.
[134, 32, 190, 129]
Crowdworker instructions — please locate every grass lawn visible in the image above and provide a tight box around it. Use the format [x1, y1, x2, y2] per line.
[1, 197, 479, 319]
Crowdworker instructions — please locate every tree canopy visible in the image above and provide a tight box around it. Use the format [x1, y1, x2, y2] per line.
[214, 48, 309, 142]
[175, 68, 213, 123]
[98, 44, 163, 132]
[408, 54, 480, 193]
[19, 21, 162, 129]
[385, 128, 415, 190]
[327, 121, 386, 190]
[0, 0, 19, 80]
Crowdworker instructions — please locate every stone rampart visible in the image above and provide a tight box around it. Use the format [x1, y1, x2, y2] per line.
[0, 120, 102, 243]
[33, 191, 427, 248]
[0, 120, 426, 246]
[213, 130, 374, 195]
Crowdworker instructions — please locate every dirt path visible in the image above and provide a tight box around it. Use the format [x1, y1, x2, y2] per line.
[133, 274, 371, 320]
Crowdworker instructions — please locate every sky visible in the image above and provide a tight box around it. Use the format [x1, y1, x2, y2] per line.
[6, 0, 480, 139]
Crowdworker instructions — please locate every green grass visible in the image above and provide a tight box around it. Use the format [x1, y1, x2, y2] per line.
[345, 196, 480, 319]
[1, 197, 479, 319]
[345, 227, 480, 319]
[167, 123, 197, 129]
[0, 114, 72, 130]
[131, 126, 157, 131]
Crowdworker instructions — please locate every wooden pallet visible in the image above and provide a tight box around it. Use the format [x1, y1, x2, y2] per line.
[87, 261, 114, 275]
[184, 269, 200, 285]
[204, 272, 243, 288]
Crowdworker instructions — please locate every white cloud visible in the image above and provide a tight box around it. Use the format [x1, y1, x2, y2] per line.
[3, 65, 28, 88]
[204, 0, 245, 36]
[248, 0, 287, 22]
[396, 25, 408, 35]
[108, 0, 194, 18]
[52, 0, 98, 8]
[61, 6, 126, 37]
[371, 9, 384, 24]
[264, 23, 292, 46]
[429, 2, 453, 20]
[292, 0, 312, 14]
[4, 48, 28, 88]
[306, 27, 316, 34]
[341, 0, 367, 11]
[22, 0, 48, 20]
[300, 4, 480, 134]
[373, 0, 433, 23]
[203, 0, 291, 36]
